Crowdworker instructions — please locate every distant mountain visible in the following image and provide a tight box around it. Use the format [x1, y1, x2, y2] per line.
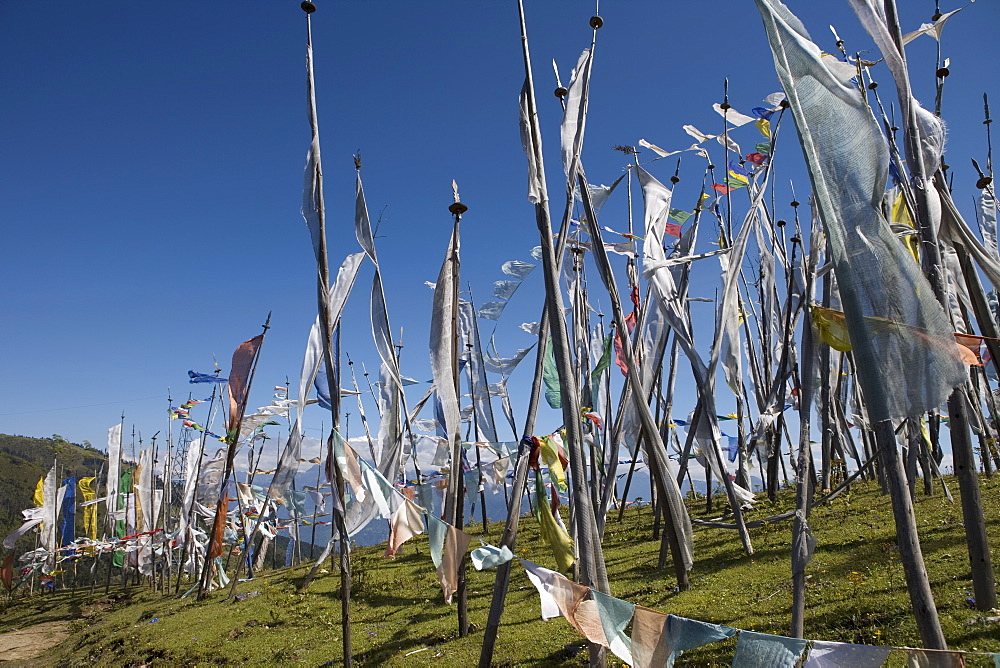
[0, 433, 107, 544]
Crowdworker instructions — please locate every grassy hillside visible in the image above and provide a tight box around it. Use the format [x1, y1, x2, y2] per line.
[0, 434, 107, 541]
[2, 475, 999, 666]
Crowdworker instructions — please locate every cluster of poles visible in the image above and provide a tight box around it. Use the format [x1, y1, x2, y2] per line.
[5, 2, 999, 667]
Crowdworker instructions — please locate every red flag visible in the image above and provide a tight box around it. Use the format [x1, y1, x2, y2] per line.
[629, 286, 641, 310]
[711, 183, 733, 194]
[227, 334, 264, 433]
[664, 222, 682, 237]
[613, 311, 638, 375]
[1, 554, 14, 592]
[746, 152, 767, 165]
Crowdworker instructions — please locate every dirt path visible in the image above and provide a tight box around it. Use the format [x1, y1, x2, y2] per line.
[0, 621, 69, 664]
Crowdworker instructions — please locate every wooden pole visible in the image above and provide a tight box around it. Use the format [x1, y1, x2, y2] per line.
[790, 236, 816, 638]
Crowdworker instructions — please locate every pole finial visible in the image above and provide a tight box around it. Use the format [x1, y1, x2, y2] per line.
[449, 180, 468, 215]
[301, 2, 316, 14]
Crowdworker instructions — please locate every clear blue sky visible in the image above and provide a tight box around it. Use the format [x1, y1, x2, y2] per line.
[1, 1, 996, 462]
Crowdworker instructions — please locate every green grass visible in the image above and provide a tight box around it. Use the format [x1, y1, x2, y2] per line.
[3, 474, 1000, 666]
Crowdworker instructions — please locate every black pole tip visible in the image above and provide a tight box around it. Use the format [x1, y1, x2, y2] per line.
[790, 200, 800, 208]
[449, 202, 468, 216]
[589, 16, 603, 29]
[779, 99, 790, 109]
[555, 86, 568, 99]
[301, 1, 316, 14]
[977, 176, 993, 190]
[936, 67, 950, 78]
[777, 219, 787, 227]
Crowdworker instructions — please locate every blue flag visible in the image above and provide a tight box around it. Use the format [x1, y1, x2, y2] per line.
[188, 370, 228, 383]
[60, 476, 76, 546]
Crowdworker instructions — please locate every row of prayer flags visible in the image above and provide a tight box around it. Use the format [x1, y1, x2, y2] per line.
[518, 559, 997, 667]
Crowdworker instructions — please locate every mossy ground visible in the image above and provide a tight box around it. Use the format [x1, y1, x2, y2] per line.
[3, 474, 999, 666]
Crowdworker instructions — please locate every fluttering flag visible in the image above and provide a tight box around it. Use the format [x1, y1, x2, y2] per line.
[79, 477, 98, 540]
[531, 434, 569, 491]
[668, 208, 693, 224]
[711, 184, 734, 195]
[188, 370, 227, 383]
[227, 335, 264, 434]
[60, 476, 76, 546]
[902, 649, 968, 667]
[502, 259, 536, 280]
[757, 0, 966, 422]
[613, 312, 638, 375]
[732, 630, 808, 668]
[638, 138, 711, 161]
[802, 640, 891, 667]
[954, 333, 987, 367]
[890, 189, 920, 263]
[533, 475, 574, 572]
[664, 222, 683, 237]
[712, 103, 756, 127]
[900, 7, 965, 45]
[724, 174, 748, 190]
[542, 341, 562, 409]
[437, 525, 473, 604]
[811, 305, 853, 352]
[386, 498, 424, 557]
[591, 590, 635, 665]
[477, 301, 507, 321]
[1, 555, 13, 592]
[471, 543, 514, 570]
[631, 610, 737, 668]
[428, 514, 448, 569]
[520, 559, 587, 622]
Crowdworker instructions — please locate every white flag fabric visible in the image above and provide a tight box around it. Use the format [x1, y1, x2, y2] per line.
[560, 49, 593, 179]
[105, 423, 122, 535]
[757, 0, 965, 421]
[2, 507, 45, 550]
[803, 640, 892, 667]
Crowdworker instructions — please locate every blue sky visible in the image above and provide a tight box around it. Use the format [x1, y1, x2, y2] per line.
[1, 0, 997, 469]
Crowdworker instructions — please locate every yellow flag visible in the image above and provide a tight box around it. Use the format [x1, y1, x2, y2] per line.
[34, 476, 45, 508]
[539, 434, 568, 492]
[891, 190, 920, 263]
[535, 477, 575, 573]
[79, 477, 98, 540]
[811, 305, 853, 352]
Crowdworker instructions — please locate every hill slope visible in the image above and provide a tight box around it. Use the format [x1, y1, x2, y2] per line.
[2, 475, 999, 666]
[0, 434, 107, 541]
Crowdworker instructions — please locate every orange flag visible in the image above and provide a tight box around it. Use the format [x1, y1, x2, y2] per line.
[227, 334, 264, 434]
[206, 495, 233, 562]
